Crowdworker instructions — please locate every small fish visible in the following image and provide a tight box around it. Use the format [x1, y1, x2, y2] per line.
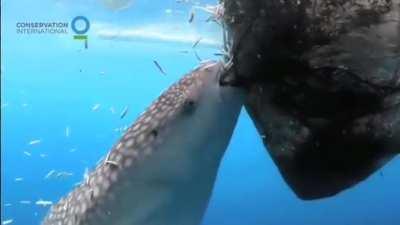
[194, 50, 202, 61]
[214, 52, 225, 57]
[69, 148, 77, 153]
[99, 71, 106, 76]
[188, 11, 195, 23]
[83, 167, 89, 181]
[23, 151, 32, 157]
[206, 16, 215, 23]
[29, 139, 41, 145]
[14, 177, 23, 182]
[4, 203, 12, 207]
[2, 219, 13, 225]
[92, 104, 101, 111]
[120, 106, 129, 119]
[19, 200, 31, 205]
[105, 160, 119, 167]
[153, 60, 167, 75]
[65, 126, 70, 137]
[179, 50, 190, 54]
[192, 37, 202, 48]
[40, 154, 47, 158]
[165, 9, 172, 14]
[44, 170, 56, 179]
[55, 171, 73, 179]
[110, 107, 116, 114]
[36, 200, 52, 207]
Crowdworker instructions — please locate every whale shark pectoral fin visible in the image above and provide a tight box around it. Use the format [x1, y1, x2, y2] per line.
[245, 82, 400, 200]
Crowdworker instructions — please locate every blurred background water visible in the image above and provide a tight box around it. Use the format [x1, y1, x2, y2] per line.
[1, 0, 399, 225]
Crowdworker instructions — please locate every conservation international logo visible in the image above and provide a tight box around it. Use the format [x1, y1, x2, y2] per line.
[15, 16, 91, 49]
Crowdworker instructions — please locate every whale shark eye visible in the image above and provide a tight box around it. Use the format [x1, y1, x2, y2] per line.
[150, 129, 158, 138]
[187, 100, 195, 106]
[183, 99, 196, 114]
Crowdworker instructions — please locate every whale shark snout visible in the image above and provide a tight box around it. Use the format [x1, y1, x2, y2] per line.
[42, 60, 244, 225]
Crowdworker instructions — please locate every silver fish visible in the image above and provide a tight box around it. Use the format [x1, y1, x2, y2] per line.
[188, 11, 195, 23]
[192, 37, 202, 48]
[153, 60, 167, 75]
[120, 106, 129, 119]
[42, 61, 244, 225]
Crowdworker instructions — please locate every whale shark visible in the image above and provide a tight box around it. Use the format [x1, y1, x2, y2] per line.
[42, 61, 244, 225]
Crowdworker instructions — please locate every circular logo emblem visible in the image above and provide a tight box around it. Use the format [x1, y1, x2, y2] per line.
[71, 16, 90, 34]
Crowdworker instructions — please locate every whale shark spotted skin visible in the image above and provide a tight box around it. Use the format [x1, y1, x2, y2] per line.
[42, 61, 244, 225]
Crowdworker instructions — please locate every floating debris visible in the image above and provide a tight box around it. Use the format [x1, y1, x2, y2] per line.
[153, 60, 167, 75]
[65, 126, 70, 137]
[2, 219, 13, 225]
[23, 151, 31, 157]
[14, 177, 23, 182]
[28, 139, 41, 145]
[92, 104, 101, 111]
[19, 200, 31, 205]
[99, 71, 106, 76]
[35, 200, 52, 207]
[192, 37, 202, 48]
[22, 103, 28, 108]
[165, 9, 172, 14]
[4, 203, 12, 207]
[44, 170, 56, 179]
[120, 106, 129, 119]
[39, 154, 47, 158]
[69, 148, 77, 153]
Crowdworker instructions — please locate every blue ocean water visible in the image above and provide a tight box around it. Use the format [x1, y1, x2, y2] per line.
[1, 1, 399, 225]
